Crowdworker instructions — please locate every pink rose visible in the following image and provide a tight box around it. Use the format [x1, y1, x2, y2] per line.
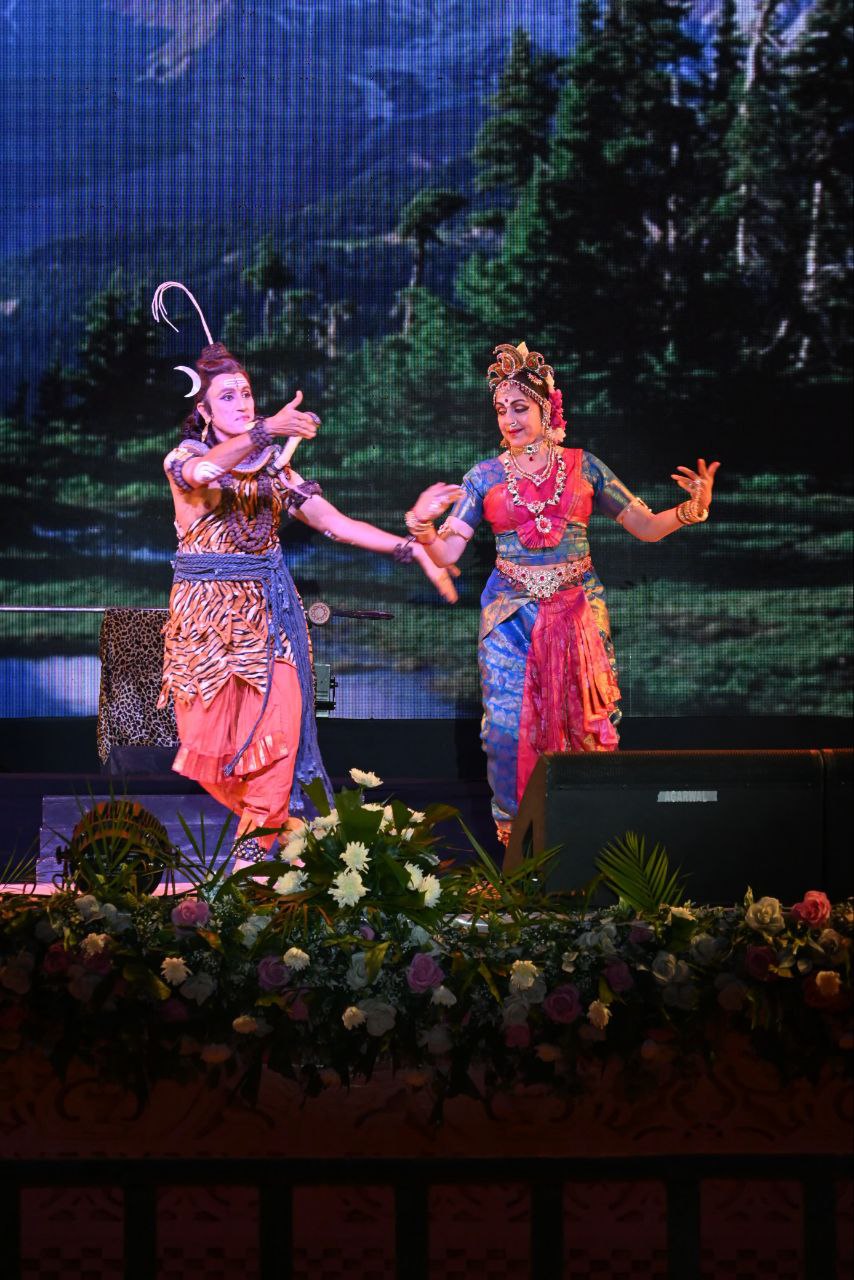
[42, 943, 72, 977]
[745, 945, 777, 981]
[257, 956, 292, 991]
[171, 898, 210, 929]
[790, 891, 832, 929]
[504, 1023, 531, 1049]
[629, 923, 654, 946]
[604, 960, 634, 993]
[543, 984, 582, 1024]
[406, 952, 445, 994]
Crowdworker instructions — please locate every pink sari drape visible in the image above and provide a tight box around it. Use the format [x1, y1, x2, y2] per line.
[516, 586, 620, 803]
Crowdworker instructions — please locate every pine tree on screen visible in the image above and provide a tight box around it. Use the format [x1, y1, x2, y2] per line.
[786, 0, 854, 373]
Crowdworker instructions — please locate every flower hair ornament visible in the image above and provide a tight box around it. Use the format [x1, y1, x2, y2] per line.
[487, 341, 567, 443]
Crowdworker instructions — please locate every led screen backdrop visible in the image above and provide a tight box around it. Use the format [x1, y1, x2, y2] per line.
[0, 0, 851, 719]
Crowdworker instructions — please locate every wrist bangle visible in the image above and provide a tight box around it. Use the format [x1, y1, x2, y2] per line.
[405, 509, 437, 542]
[392, 535, 416, 564]
[248, 418, 273, 449]
[676, 500, 709, 526]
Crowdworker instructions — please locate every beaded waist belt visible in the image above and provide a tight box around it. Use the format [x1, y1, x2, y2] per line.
[495, 554, 593, 600]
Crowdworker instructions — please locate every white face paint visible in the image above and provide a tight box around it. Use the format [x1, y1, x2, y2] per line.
[203, 372, 256, 439]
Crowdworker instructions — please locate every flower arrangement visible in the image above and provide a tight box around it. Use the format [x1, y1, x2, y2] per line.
[0, 772, 851, 1113]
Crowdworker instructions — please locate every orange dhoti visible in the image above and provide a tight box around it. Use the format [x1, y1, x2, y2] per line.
[173, 660, 302, 847]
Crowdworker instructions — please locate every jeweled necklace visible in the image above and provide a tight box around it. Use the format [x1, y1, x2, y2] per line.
[502, 448, 567, 535]
[507, 443, 556, 489]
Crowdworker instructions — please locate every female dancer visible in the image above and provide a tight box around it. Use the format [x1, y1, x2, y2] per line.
[159, 341, 457, 854]
[408, 343, 719, 843]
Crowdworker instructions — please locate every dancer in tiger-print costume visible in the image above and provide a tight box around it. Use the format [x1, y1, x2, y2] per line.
[159, 342, 457, 857]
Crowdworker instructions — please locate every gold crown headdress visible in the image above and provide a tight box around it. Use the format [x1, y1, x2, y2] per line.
[487, 342, 556, 413]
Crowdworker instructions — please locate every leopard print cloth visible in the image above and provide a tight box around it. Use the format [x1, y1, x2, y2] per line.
[97, 608, 178, 765]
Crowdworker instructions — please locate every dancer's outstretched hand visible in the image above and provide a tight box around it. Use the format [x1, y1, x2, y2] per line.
[411, 483, 465, 524]
[414, 545, 461, 603]
[671, 458, 720, 510]
[266, 390, 321, 439]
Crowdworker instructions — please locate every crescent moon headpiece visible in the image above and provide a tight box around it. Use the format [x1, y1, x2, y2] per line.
[151, 281, 216, 398]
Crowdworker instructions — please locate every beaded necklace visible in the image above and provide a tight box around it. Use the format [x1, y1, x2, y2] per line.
[218, 472, 275, 552]
[501, 448, 567, 535]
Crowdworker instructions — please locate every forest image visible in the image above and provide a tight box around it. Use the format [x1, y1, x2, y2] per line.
[0, 0, 850, 718]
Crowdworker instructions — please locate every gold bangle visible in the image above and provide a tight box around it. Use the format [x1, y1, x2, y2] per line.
[405, 509, 436, 538]
[676, 500, 709, 525]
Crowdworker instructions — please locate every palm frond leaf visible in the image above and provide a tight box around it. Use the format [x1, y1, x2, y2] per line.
[595, 831, 686, 914]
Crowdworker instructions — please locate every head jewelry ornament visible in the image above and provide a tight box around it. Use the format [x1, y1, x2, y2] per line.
[487, 342, 567, 443]
[151, 281, 216, 397]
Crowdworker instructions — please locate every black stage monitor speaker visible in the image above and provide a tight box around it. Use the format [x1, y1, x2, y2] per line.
[505, 750, 851, 906]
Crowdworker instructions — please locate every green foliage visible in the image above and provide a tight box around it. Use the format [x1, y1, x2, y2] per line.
[595, 831, 686, 914]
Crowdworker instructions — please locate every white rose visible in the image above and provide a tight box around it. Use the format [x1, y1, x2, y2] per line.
[237, 914, 269, 947]
[561, 950, 578, 973]
[350, 768, 383, 788]
[421, 874, 441, 908]
[405, 862, 424, 891]
[75, 895, 102, 922]
[431, 985, 457, 1007]
[100, 903, 132, 933]
[346, 952, 371, 989]
[342, 1005, 367, 1030]
[509, 959, 540, 992]
[341, 842, 370, 873]
[161, 956, 190, 986]
[419, 1024, 453, 1055]
[283, 947, 310, 972]
[358, 998, 397, 1037]
[651, 951, 678, 984]
[180, 971, 216, 1004]
[330, 869, 368, 908]
[587, 999, 611, 1030]
[745, 896, 785, 935]
[273, 869, 307, 897]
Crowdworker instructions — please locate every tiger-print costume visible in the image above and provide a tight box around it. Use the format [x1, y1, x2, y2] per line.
[158, 459, 298, 711]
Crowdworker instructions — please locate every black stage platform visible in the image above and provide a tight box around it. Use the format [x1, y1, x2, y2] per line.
[1, 716, 851, 870]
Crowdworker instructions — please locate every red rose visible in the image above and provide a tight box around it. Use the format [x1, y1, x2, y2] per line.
[790, 891, 832, 928]
[543, 984, 582, 1024]
[504, 1023, 531, 1048]
[745, 945, 777, 981]
[42, 943, 72, 977]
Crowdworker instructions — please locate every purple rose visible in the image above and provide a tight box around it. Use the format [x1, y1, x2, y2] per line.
[359, 924, 376, 940]
[82, 950, 113, 975]
[604, 960, 634, 993]
[285, 991, 309, 1022]
[257, 955, 292, 992]
[543, 984, 582, 1024]
[171, 898, 210, 929]
[406, 952, 445, 994]
[160, 997, 189, 1023]
[629, 924, 654, 946]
